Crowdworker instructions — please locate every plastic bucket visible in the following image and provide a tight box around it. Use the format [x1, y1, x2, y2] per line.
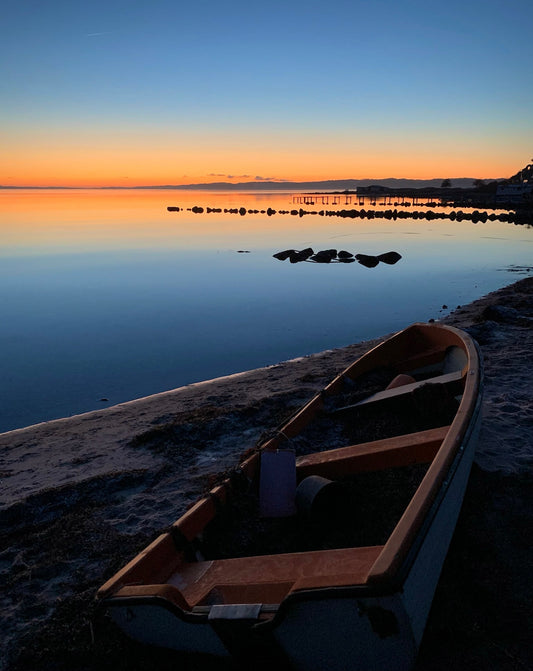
[295, 475, 341, 517]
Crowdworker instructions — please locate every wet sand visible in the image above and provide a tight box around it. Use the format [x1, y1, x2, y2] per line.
[1, 276, 533, 671]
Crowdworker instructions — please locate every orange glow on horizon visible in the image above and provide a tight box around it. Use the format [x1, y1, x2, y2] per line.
[0, 164, 514, 188]
[0, 135, 520, 187]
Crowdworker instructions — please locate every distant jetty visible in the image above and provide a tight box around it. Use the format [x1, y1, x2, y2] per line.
[167, 202, 532, 225]
[168, 161, 533, 224]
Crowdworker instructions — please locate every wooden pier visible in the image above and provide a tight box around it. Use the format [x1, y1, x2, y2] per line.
[291, 194, 437, 207]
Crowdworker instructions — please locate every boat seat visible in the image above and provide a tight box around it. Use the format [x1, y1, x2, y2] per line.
[331, 369, 464, 414]
[166, 545, 384, 608]
[296, 425, 450, 479]
[385, 373, 416, 389]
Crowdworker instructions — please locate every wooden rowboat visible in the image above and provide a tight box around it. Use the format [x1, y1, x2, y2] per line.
[97, 322, 482, 670]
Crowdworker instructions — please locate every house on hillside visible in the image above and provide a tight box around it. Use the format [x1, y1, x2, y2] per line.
[495, 161, 533, 204]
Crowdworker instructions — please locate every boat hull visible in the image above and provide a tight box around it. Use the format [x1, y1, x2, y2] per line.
[270, 385, 482, 671]
[98, 323, 483, 670]
[108, 603, 230, 657]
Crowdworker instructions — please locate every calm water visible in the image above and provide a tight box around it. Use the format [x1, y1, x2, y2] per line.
[1, 188, 532, 432]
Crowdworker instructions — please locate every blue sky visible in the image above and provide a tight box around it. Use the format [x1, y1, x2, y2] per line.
[2, 0, 532, 185]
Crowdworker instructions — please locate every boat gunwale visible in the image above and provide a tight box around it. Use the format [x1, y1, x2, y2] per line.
[97, 322, 481, 621]
[254, 395, 481, 633]
[230, 322, 481, 589]
[365, 323, 481, 583]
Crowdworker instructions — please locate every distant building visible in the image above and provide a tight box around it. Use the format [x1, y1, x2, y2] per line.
[495, 161, 533, 204]
[495, 182, 533, 204]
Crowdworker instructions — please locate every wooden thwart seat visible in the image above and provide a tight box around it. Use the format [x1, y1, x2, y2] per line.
[296, 425, 450, 479]
[330, 369, 464, 415]
[105, 545, 385, 613]
[166, 545, 384, 608]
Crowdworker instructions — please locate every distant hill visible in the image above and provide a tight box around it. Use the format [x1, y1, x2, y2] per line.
[1, 177, 505, 191]
[134, 177, 502, 191]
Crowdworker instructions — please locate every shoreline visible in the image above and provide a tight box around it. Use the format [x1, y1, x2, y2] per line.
[1, 277, 533, 670]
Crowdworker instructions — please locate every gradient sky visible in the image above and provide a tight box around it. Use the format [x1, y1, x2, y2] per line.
[2, 0, 532, 187]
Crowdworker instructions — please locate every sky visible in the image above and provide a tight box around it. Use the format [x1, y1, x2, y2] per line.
[1, 0, 533, 187]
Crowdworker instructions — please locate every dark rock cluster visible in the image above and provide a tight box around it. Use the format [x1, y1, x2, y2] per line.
[169, 204, 532, 224]
[273, 248, 402, 267]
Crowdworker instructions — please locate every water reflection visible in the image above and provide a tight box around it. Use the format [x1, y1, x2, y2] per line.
[0, 189, 532, 432]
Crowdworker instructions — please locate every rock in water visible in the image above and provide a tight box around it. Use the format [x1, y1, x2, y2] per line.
[355, 254, 379, 268]
[311, 249, 337, 263]
[296, 248, 315, 261]
[376, 251, 402, 265]
[273, 250, 296, 261]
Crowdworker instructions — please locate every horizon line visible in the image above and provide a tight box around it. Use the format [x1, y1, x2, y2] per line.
[0, 176, 506, 191]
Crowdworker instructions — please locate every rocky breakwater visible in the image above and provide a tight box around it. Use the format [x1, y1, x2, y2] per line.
[273, 248, 402, 267]
[168, 204, 533, 225]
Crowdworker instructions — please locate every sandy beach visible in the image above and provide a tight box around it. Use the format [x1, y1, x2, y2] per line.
[1, 276, 533, 671]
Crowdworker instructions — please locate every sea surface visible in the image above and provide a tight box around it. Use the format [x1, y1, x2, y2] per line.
[1, 188, 532, 432]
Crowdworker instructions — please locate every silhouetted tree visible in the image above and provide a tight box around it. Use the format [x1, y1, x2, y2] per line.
[472, 179, 485, 188]
[441, 178, 452, 188]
